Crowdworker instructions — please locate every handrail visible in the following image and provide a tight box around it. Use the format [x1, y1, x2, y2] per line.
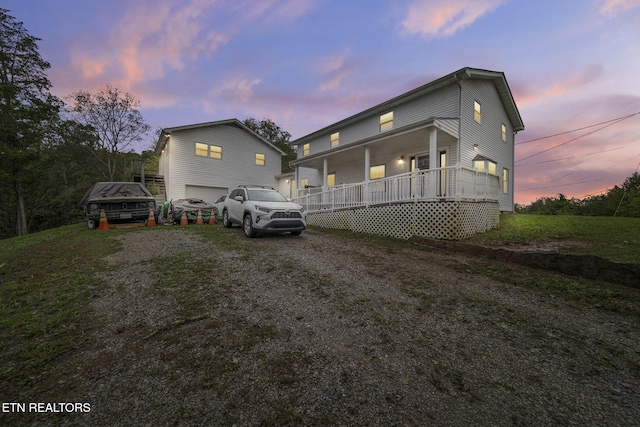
[293, 166, 499, 213]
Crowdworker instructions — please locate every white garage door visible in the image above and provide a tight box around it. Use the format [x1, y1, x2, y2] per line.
[185, 185, 228, 204]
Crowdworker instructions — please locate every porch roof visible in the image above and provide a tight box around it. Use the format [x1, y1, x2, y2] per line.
[290, 116, 457, 169]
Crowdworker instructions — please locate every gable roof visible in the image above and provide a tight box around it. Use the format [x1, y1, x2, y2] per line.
[154, 118, 286, 156]
[292, 67, 524, 145]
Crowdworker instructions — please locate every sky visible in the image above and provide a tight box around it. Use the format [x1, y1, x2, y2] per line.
[3, 0, 640, 205]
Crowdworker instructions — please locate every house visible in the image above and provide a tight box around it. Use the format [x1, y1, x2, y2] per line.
[155, 119, 285, 204]
[290, 67, 524, 240]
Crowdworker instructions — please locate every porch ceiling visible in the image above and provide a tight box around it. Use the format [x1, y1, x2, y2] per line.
[294, 127, 456, 170]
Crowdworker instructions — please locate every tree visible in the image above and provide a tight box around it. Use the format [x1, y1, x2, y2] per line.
[66, 84, 151, 180]
[0, 8, 63, 236]
[243, 118, 297, 172]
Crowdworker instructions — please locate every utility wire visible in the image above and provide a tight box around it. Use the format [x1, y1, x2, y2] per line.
[515, 115, 634, 163]
[515, 111, 640, 145]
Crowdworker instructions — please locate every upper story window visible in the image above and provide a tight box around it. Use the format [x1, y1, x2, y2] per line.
[501, 123, 507, 142]
[474, 101, 481, 124]
[255, 153, 265, 166]
[210, 145, 222, 159]
[195, 142, 208, 157]
[303, 143, 310, 156]
[330, 132, 340, 148]
[380, 111, 394, 132]
[195, 142, 222, 159]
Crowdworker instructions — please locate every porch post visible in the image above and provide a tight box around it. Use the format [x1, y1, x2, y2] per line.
[364, 146, 370, 205]
[429, 129, 437, 198]
[323, 158, 328, 189]
[294, 166, 299, 197]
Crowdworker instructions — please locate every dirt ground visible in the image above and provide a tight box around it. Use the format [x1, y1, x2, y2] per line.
[23, 227, 640, 426]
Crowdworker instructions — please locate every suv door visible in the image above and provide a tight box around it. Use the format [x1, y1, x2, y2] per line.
[226, 189, 244, 223]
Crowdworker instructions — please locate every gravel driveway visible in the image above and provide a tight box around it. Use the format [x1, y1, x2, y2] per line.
[47, 226, 639, 426]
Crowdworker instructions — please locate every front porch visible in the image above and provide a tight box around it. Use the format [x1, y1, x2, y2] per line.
[292, 166, 500, 240]
[293, 165, 499, 213]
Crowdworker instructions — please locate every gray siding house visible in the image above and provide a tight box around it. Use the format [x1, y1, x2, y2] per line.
[155, 119, 285, 203]
[290, 67, 524, 239]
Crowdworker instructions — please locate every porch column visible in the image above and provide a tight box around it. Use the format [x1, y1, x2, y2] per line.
[364, 147, 370, 182]
[429, 129, 437, 198]
[294, 166, 299, 197]
[323, 158, 328, 189]
[364, 146, 370, 205]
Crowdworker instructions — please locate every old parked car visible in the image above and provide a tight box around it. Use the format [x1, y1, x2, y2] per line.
[170, 198, 217, 223]
[82, 182, 157, 229]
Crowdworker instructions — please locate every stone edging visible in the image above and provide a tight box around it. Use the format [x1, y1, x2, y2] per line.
[408, 236, 640, 288]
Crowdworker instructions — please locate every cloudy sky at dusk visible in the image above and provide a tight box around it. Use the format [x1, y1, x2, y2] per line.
[4, 0, 640, 205]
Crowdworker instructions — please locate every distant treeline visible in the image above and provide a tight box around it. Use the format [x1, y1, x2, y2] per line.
[515, 172, 640, 217]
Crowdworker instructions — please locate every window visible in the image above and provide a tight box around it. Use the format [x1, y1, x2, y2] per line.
[473, 159, 497, 174]
[255, 153, 265, 165]
[370, 164, 386, 180]
[370, 164, 386, 192]
[330, 132, 339, 148]
[300, 178, 309, 188]
[327, 173, 335, 187]
[474, 101, 481, 124]
[503, 168, 509, 193]
[210, 145, 222, 159]
[303, 143, 310, 156]
[379, 111, 394, 132]
[195, 142, 208, 157]
[196, 142, 222, 159]
[501, 123, 507, 142]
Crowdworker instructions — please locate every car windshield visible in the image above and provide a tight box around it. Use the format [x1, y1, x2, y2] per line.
[247, 189, 289, 202]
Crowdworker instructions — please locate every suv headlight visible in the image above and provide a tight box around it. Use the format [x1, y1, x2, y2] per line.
[255, 205, 272, 213]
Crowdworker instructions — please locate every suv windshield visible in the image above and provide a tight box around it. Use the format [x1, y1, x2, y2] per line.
[247, 189, 289, 202]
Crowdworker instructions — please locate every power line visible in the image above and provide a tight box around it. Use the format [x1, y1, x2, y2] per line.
[515, 111, 640, 145]
[515, 115, 635, 163]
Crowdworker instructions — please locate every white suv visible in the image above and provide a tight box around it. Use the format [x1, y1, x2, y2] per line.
[222, 185, 306, 237]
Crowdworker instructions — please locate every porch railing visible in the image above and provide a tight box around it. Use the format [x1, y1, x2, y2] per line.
[293, 166, 499, 213]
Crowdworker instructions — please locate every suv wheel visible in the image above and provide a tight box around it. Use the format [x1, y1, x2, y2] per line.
[222, 209, 232, 228]
[243, 214, 256, 238]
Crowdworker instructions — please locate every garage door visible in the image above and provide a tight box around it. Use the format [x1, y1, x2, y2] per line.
[185, 185, 228, 204]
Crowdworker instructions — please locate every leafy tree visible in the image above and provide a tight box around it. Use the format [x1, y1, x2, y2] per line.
[0, 8, 63, 236]
[243, 117, 297, 172]
[66, 84, 151, 181]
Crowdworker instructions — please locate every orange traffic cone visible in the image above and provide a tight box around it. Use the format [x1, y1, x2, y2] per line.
[146, 208, 156, 227]
[180, 211, 188, 226]
[208, 209, 216, 225]
[98, 209, 110, 230]
[196, 208, 204, 225]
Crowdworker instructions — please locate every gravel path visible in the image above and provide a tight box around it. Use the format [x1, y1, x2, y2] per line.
[42, 227, 640, 426]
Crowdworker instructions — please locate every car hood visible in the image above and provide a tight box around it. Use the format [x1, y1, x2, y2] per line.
[252, 201, 304, 211]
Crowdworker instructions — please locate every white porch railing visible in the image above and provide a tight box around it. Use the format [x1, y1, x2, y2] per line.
[293, 166, 499, 213]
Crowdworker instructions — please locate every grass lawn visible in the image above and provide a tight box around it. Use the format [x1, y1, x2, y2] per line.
[466, 214, 640, 263]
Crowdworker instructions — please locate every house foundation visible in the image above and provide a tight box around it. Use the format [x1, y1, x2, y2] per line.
[306, 201, 499, 240]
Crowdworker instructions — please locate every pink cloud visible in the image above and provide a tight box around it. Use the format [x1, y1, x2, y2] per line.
[401, 0, 506, 37]
[231, 0, 316, 23]
[512, 65, 603, 108]
[598, 0, 640, 15]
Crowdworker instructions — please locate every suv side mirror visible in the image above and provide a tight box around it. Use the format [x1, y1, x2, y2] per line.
[234, 195, 244, 202]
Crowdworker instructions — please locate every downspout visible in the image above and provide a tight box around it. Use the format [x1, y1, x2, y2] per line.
[454, 72, 463, 199]
[454, 72, 462, 167]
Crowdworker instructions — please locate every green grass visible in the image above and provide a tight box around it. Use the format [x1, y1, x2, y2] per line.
[1, 217, 638, 406]
[466, 214, 640, 263]
[0, 223, 124, 401]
